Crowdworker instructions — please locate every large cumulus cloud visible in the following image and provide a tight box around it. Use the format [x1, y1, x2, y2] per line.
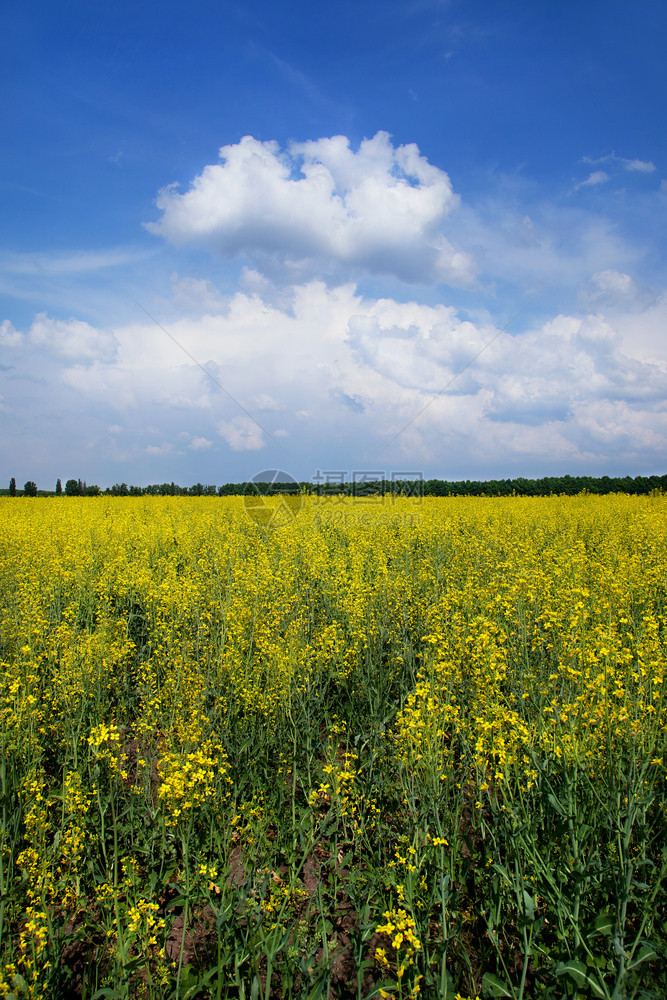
[146, 132, 473, 285]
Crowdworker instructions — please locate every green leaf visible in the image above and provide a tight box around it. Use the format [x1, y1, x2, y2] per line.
[441, 968, 458, 998]
[522, 889, 535, 921]
[178, 965, 195, 988]
[614, 932, 628, 959]
[491, 862, 512, 885]
[183, 985, 205, 1000]
[555, 960, 606, 997]
[547, 793, 566, 816]
[123, 956, 147, 973]
[586, 912, 614, 938]
[481, 971, 513, 997]
[626, 942, 658, 972]
[435, 875, 452, 906]
[305, 979, 329, 1000]
[166, 894, 188, 909]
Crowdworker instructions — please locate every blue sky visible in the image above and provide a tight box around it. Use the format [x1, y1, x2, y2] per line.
[2, 0, 666, 488]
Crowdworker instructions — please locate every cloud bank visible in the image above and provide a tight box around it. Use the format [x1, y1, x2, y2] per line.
[2, 278, 666, 480]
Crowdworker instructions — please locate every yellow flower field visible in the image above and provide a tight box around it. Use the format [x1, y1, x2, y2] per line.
[0, 495, 665, 999]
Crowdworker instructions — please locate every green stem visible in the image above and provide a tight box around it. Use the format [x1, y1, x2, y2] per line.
[176, 825, 192, 999]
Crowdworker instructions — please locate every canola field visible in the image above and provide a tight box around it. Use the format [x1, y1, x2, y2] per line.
[0, 494, 665, 1000]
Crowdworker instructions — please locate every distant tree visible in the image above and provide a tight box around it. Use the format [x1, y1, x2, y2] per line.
[9, 477, 16, 497]
[55, 478, 62, 496]
[24, 481, 38, 497]
[65, 479, 80, 496]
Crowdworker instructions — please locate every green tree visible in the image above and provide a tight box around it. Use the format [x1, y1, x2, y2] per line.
[9, 477, 16, 497]
[23, 481, 37, 497]
[65, 479, 80, 496]
[55, 478, 62, 496]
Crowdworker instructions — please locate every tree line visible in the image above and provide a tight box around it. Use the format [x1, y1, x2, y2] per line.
[4, 473, 667, 498]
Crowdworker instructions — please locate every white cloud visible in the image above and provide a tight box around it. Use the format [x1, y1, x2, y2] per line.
[217, 416, 266, 451]
[612, 296, 667, 363]
[29, 313, 117, 362]
[446, 196, 638, 296]
[146, 132, 473, 286]
[251, 393, 283, 411]
[583, 153, 656, 174]
[589, 269, 636, 298]
[623, 158, 656, 173]
[0, 248, 148, 277]
[576, 170, 610, 189]
[0, 319, 22, 347]
[581, 269, 656, 311]
[190, 436, 213, 450]
[168, 275, 227, 314]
